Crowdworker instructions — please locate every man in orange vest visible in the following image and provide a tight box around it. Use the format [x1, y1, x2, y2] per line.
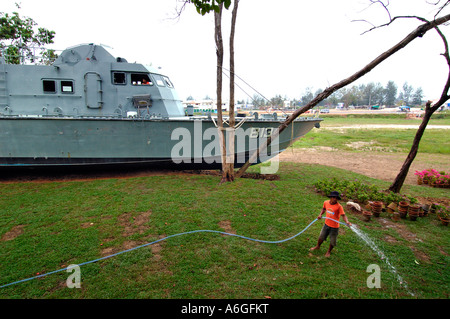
[310, 191, 352, 257]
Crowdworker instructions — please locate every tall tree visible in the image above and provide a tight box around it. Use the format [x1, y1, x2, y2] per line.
[222, 0, 239, 182]
[214, 2, 226, 180]
[300, 87, 313, 106]
[181, 0, 238, 183]
[252, 94, 265, 108]
[363, 82, 375, 106]
[412, 87, 424, 106]
[401, 82, 414, 105]
[384, 80, 398, 106]
[0, 5, 55, 65]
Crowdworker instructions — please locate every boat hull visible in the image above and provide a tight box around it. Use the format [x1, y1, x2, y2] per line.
[0, 116, 321, 169]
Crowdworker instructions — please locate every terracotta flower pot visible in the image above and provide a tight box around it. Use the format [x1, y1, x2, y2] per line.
[370, 201, 383, 217]
[439, 217, 449, 226]
[398, 201, 409, 218]
[387, 202, 397, 214]
[408, 204, 421, 214]
[371, 201, 383, 207]
[392, 211, 401, 221]
[421, 207, 429, 217]
[362, 210, 372, 222]
[408, 204, 421, 221]
[399, 210, 408, 219]
[399, 201, 409, 208]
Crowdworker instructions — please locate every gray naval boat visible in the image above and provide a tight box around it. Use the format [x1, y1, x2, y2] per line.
[0, 43, 321, 169]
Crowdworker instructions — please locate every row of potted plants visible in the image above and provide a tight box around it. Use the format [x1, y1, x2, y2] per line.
[415, 168, 450, 188]
[357, 200, 448, 225]
[313, 177, 449, 226]
[359, 200, 424, 222]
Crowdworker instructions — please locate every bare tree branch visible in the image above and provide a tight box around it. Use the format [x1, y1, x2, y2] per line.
[354, 0, 450, 35]
[434, 0, 450, 18]
[236, 13, 450, 178]
[372, 0, 392, 21]
[355, 15, 431, 35]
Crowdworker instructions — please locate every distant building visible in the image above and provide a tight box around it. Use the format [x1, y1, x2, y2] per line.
[182, 99, 229, 113]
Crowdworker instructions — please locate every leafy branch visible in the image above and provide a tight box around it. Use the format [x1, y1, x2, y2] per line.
[0, 7, 55, 64]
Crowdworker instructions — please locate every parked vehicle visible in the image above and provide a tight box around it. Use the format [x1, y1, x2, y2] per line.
[399, 106, 411, 112]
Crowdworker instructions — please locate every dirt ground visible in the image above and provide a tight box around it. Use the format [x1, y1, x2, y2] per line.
[279, 146, 449, 186]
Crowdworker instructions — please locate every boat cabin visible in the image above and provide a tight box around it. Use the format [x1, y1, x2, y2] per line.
[0, 43, 185, 118]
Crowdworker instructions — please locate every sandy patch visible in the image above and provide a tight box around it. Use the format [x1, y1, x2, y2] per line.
[218, 220, 236, 235]
[279, 147, 449, 186]
[1, 225, 26, 241]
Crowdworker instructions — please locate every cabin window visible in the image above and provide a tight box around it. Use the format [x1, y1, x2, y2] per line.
[43, 80, 56, 93]
[131, 73, 153, 86]
[152, 74, 165, 87]
[163, 76, 174, 88]
[112, 72, 126, 85]
[61, 80, 74, 93]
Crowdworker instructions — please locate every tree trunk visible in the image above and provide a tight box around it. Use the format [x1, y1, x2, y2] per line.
[221, 0, 239, 183]
[389, 21, 450, 193]
[235, 13, 450, 179]
[214, 4, 229, 183]
[388, 102, 433, 193]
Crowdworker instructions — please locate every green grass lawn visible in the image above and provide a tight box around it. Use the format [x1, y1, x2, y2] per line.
[316, 112, 450, 127]
[0, 162, 448, 299]
[293, 127, 450, 154]
[293, 112, 450, 155]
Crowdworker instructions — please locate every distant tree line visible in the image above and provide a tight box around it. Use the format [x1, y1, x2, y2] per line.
[248, 80, 424, 109]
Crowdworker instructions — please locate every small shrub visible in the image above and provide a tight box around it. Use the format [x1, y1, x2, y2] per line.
[313, 178, 416, 205]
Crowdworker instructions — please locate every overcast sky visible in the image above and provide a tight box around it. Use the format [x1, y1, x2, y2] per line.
[2, 0, 449, 102]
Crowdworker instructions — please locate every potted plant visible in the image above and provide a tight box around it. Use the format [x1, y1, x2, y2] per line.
[370, 201, 383, 217]
[430, 203, 438, 214]
[398, 201, 409, 219]
[392, 211, 401, 221]
[441, 174, 450, 188]
[362, 210, 372, 222]
[408, 204, 421, 221]
[421, 204, 430, 217]
[422, 169, 432, 184]
[414, 170, 424, 185]
[436, 206, 449, 226]
[387, 202, 397, 214]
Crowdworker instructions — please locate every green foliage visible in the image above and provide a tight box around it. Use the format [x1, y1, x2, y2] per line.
[188, 0, 232, 15]
[0, 8, 56, 64]
[435, 205, 449, 220]
[313, 177, 413, 205]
